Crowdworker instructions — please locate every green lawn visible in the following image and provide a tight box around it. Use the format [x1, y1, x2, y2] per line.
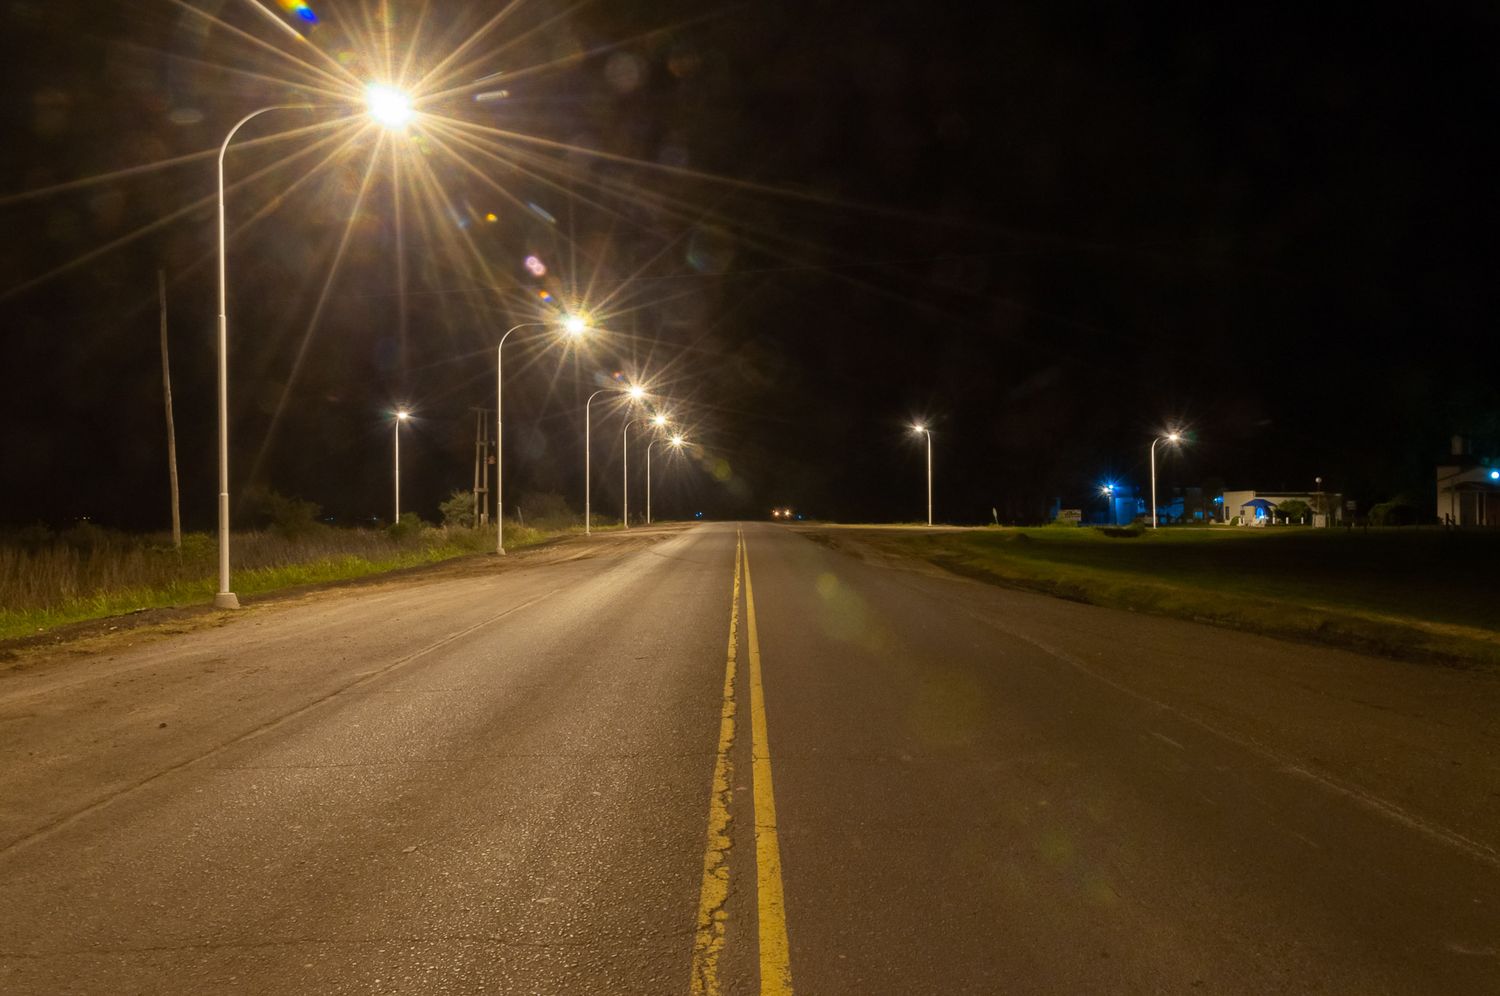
[817, 525, 1500, 667]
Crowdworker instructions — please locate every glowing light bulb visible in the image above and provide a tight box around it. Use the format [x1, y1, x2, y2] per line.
[366, 84, 412, 127]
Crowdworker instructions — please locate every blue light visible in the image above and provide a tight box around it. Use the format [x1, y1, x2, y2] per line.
[1491, 470, 1499, 481]
[296, 7, 317, 22]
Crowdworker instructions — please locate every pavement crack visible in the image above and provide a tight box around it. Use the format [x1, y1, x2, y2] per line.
[690, 531, 742, 996]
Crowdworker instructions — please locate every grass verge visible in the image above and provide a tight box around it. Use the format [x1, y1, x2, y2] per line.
[0, 523, 576, 642]
[812, 526, 1500, 668]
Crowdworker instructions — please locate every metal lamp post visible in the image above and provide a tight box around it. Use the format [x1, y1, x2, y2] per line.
[393, 410, 410, 522]
[622, 412, 668, 529]
[213, 88, 409, 609]
[585, 384, 645, 535]
[912, 424, 933, 526]
[647, 433, 684, 525]
[495, 316, 586, 554]
[1149, 432, 1182, 530]
[213, 104, 313, 610]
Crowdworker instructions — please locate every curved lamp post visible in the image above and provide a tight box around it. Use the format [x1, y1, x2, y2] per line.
[495, 315, 587, 554]
[1149, 432, 1183, 529]
[585, 383, 645, 534]
[647, 432, 684, 525]
[214, 88, 409, 609]
[622, 411, 668, 529]
[912, 423, 933, 526]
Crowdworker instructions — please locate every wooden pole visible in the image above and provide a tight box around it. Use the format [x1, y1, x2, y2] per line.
[159, 269, 182, 549]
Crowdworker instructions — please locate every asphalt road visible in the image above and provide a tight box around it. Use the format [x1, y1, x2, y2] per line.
[1, 522, 1497, 994]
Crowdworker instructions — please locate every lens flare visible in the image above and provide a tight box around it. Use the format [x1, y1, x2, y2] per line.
[275, 0, 318, 24]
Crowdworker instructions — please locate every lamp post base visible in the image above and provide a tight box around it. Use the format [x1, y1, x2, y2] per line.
[213, 592, 241, 610]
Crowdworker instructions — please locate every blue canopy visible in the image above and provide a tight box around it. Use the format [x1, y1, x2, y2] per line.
[1240, 498, 1277, 510]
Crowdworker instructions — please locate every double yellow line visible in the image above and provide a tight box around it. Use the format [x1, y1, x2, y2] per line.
[690, 529, 794, 996]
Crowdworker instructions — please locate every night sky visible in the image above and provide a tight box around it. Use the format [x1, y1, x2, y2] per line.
[2, 2, 1497, 530]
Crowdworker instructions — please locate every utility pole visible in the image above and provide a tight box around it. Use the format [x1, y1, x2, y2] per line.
[158, 270, 181, 550]
[472, 407, 492, 526]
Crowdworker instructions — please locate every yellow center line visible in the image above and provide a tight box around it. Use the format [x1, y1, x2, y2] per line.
[744, 537, 795, 995]
[690, 532, 742, 995]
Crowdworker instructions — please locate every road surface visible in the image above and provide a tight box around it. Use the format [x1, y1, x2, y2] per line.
[1, 522, 1497, 994]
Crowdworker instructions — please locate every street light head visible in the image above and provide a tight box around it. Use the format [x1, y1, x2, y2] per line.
[628, 384, 646, 401]
[563, 314, 588, 336]
[652, 414, 668, 427]
[671, 435, 684, 446]
[366, 84, 413, 128]
[395, 410, 411, 421]
[912, 423, 927, 433]
[1166, 431, 1182, 443]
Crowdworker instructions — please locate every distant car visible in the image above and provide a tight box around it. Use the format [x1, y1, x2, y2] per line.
[770, 507, 794, 520]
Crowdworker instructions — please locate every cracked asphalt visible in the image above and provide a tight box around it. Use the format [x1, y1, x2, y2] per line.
[1, 522, 1498, 994]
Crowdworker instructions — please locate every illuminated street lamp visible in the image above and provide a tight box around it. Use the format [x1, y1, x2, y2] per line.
[622, 411, 669, 529]
[213, 89, 411, 610]
[912, 423, 933, 526]
[584, 383, 646, 535]
[647, 432, 685, 525]
[365, 84, 412, 128]
[1150, 431, 1183, 530]
[213, 104, 310, 610]
[1101, 483, 1117, 526]
[393, 410, 411, 523]
[494, 315, 588, 554]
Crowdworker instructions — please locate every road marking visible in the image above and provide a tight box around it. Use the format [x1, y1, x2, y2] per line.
[743, 538, 795, 995]
[690, 532, 742, 996]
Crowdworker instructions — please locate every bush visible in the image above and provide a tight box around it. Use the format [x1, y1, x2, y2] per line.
[388, 512, 428, 541]
[247, 488, 323, 539]
[1277, 499, 1311, 522]
[1098, 525, 1144, 538]
[1369, 495, 1419, 527]
[440, 489, 476, 529]
[518, 491, 575, 530]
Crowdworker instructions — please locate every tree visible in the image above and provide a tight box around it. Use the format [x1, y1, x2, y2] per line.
[1277, 499, 1311, 522]
[439, 489, 475, 529]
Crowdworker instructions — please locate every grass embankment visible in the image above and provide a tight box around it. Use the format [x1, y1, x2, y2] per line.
[828, 526, 1500, 667]
[0, 522, 575, 641]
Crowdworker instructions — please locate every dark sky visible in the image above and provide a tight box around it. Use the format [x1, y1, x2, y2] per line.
[2, 1, 1498, 529]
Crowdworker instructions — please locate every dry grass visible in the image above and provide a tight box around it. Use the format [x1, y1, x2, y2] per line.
[0, 523, 556, 640]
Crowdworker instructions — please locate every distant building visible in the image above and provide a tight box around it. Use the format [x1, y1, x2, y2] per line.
[1436, 436, 1499, 526]
[1222, 489, 1345, 526]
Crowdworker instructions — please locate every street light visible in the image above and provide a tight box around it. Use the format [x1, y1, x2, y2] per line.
[912, 423, 933, 526]
[213, 104, 314, 610]
[494, 315, 588, 554]
[1101, 483, 1117, 526]
[213, 90, 410, 610]
[622, 410, 669, 529]
[1149, 431, 1183, 530]
[584, 383, 646, 535]
[647, 432, 685, 525]
[365, 84, 413, 128]
[393, 410, 410, 523]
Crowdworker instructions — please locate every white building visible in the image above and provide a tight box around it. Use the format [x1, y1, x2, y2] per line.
[1222, 489, 1345, 526]
[1436, 463, 1499, 526]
